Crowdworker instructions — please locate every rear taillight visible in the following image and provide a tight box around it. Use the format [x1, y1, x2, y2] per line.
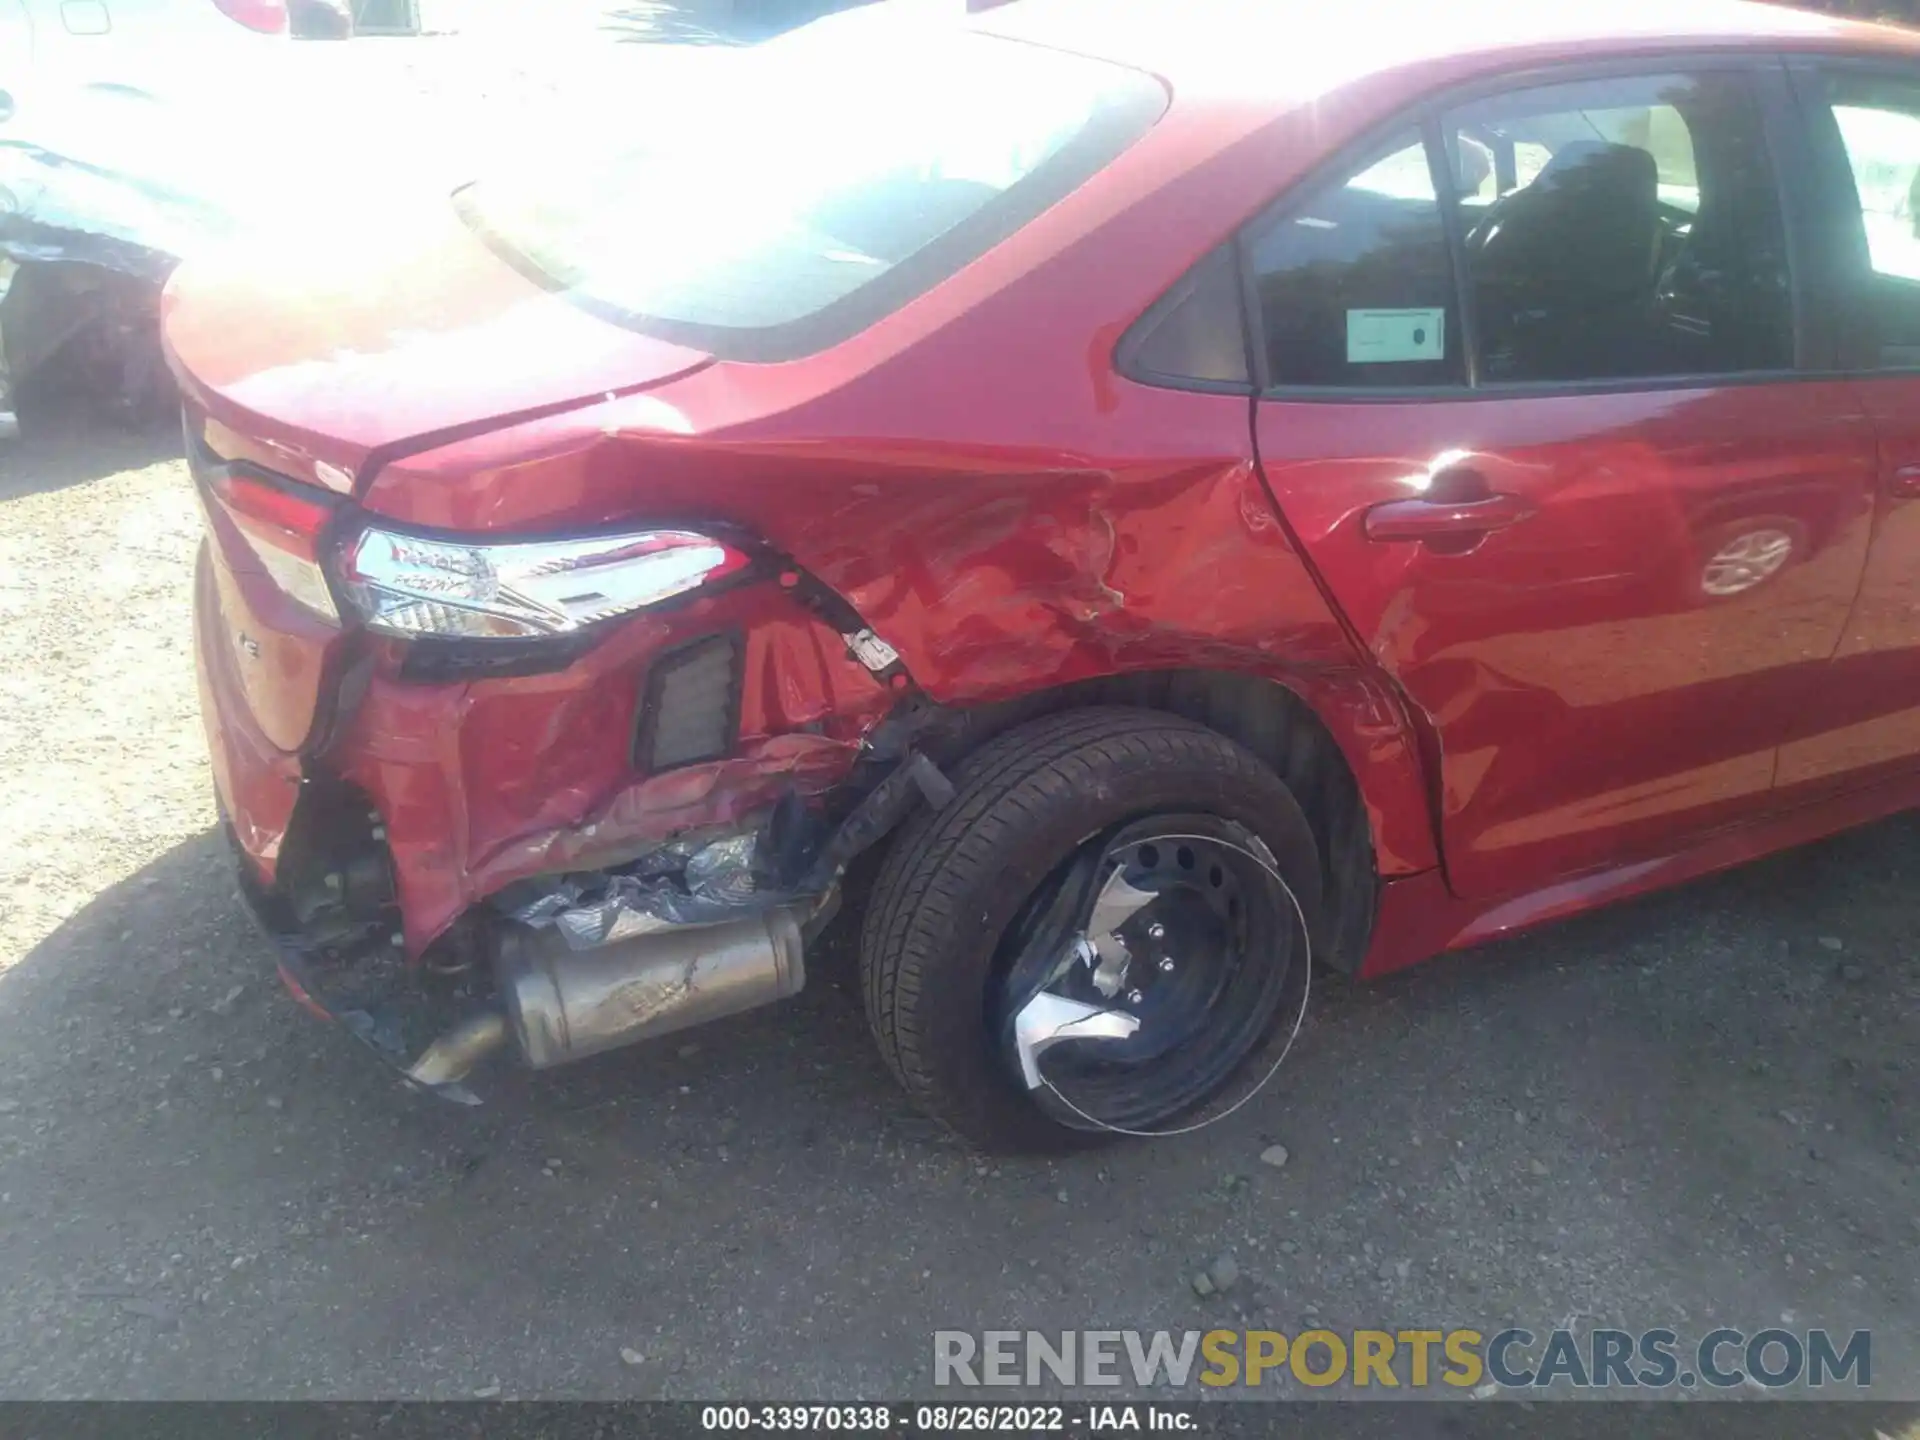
[209, 471, 340, 621]
[338, 525, 750, 640]
[211, 0, 288, 33]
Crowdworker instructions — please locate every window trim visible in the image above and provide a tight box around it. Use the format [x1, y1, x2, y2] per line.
[1425, 114, 1484, 390]
[1240, 51, 1810, 403]
[1783, 55, 1920, 377]
[1756, 59, 1829, 372]
[1233, 227, 1272, 394]
[1112, 242, 1258, 396]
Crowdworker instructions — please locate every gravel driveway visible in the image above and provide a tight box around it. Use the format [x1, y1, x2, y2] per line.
[0, 416, 1916, 1407]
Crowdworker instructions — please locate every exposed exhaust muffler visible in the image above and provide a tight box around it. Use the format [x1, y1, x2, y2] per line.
[497, 908, 806, 1069]
[402, 909, 806, 1092]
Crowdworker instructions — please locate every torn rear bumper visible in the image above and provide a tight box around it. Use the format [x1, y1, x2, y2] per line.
[225, 806, 823, 1102]
[224, 817, 496, 1102]
[216, 728, 951, 1100]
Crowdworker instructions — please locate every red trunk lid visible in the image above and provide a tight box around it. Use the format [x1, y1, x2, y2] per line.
[163, 200, 712, 491]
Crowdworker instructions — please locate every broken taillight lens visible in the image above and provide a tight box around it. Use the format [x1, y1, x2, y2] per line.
[208, 470, 341, 621]
[337, 525, 751, 641]
[211, 0, 289, 32]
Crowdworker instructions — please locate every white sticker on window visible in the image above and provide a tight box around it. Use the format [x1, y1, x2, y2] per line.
[1347, 308, 1446, 364]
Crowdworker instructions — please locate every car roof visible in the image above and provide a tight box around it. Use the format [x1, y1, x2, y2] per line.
[974, 0, 1920, 110]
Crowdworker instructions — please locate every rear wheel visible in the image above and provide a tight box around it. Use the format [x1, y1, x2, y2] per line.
[859, 709, 1320, 1152]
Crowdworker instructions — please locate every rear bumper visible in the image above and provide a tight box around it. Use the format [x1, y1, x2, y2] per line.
[193, 543, 302, 883]
[223, 818, 486, 1099]
[198, 536, 468, 1087]
[191, 479, 912, 1096]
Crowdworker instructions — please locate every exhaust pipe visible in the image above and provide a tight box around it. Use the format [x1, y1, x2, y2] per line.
[405, 1010, 509, 1092]
[496, 908, 806, 1070]
[400, 908, 806, 1091]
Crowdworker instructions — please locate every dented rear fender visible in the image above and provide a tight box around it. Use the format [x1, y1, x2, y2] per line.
[349, 376, 1438, 923]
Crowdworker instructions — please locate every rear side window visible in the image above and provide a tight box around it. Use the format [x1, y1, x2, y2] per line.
[1245, 133, 1464, 388]
[1445, 71, 1792, 384]
[1240, 67, 1797, 393]
[455, 25, 1166, 362]
[1815, 72, 1920, 367]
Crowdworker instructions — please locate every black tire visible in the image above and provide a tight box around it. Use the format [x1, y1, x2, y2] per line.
[859, 707, 1323, 1152]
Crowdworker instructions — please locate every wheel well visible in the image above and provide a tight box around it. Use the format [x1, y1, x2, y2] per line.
[912, 671, 1378, 972]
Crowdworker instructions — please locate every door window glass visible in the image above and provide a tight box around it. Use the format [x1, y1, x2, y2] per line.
[1245, 132, 1464, 388]
[1820, 75, 1920, 366]
[1444, 71, 1793, 383]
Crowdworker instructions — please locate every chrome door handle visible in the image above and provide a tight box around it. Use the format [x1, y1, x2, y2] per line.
[1364, 493, 1535, 544]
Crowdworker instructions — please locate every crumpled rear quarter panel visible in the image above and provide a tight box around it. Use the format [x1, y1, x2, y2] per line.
[364, 378, 1356, 699]
[346, 106, 1444, 945]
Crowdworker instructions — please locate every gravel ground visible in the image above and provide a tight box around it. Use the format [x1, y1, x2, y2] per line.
[0, 413, 1916, 1411]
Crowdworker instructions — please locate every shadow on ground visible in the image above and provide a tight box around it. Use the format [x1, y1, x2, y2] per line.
[0, 815, 1915, 1400]
[0, 392, 181, 500]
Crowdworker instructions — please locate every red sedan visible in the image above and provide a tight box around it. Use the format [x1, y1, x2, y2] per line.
[163, 0, 1920, 1148]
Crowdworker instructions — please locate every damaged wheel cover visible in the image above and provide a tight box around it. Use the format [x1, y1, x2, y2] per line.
[998, 817, 1312, 1138]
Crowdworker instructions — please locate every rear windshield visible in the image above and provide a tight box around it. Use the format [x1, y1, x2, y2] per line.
[454, 21, 1166, 361]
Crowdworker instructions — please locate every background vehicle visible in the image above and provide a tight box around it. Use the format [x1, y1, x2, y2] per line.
[164, 0, 1920, 1150]
[6, 0, 290, 90]
[291, 0, 352, 37]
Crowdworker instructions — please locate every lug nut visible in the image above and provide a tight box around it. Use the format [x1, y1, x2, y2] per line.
[1159, 958, 1175, 973]
[1147, 923, 1166, 940]
[1127, 989, 1143, 1005]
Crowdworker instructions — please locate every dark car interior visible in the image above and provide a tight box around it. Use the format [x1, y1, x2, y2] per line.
[1454, 82, 1795, 383]
[1462, 139, 1668, 379]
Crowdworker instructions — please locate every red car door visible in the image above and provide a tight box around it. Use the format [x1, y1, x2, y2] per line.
[1775, 62, 1920, 797]
[1246, 66, 1880, 901]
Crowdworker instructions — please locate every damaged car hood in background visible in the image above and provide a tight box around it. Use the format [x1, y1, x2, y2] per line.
[0, 81, 268, 276]
[0, 76, 358, 432]
[0, 80, 252, 430]
[1, 36, 734, 270]
[0, 41, 730, 436]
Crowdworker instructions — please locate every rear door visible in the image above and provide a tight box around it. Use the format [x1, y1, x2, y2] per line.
[1248, 60, 1880, 901]
[1775, 59, 1920, 796]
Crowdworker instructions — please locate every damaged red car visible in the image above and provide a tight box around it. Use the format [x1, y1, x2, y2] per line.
[164, 0, 1920, 1149]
